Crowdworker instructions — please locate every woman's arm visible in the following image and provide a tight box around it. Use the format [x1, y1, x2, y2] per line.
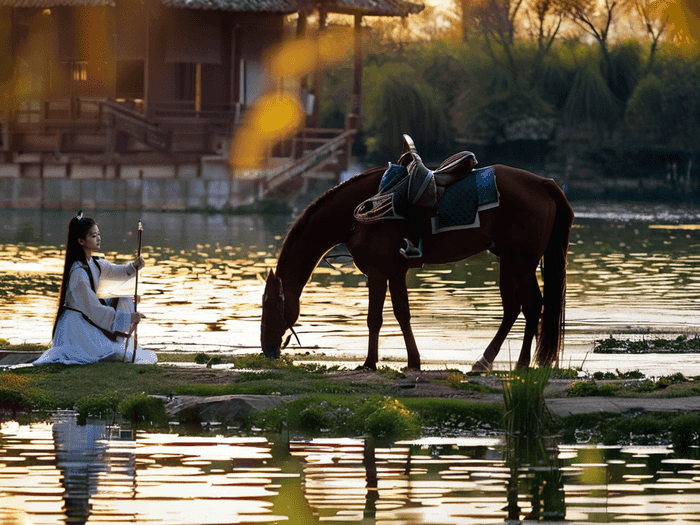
[67, 267, 133, 335]
[95, 256, 145, 281]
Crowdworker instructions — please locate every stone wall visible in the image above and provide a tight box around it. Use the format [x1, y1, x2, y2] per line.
[0, 160, 261, 210]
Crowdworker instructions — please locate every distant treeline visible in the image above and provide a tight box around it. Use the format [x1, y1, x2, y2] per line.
[319, 36, 700, 179]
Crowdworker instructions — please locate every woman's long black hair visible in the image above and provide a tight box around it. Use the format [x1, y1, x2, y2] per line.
[52, 212, 97, 337]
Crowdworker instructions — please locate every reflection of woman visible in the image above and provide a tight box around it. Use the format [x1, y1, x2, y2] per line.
[34, 212, 157, 365]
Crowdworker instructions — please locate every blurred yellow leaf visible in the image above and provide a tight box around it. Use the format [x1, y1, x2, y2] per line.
[230, 93, 304, 169]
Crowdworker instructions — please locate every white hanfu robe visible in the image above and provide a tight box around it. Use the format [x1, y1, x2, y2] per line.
[34, 258, 157, 365]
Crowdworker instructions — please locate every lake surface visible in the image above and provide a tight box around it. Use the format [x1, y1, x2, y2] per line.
[1, 415, 699, 524]
[2, 202, 700, 375]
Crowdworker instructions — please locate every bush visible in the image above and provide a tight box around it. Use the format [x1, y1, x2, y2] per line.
[670, 415, 700, 455]
[351, 397, 420, 441]
[119, 395, 168, 428]
[76, 393, 122, 425]
[568, 380, 619, 397]
[567, 381, 600, 397]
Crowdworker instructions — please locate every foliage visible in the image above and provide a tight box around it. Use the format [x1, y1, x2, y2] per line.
[535, 55, 577, 111]
[194, 352, 223, 367]
[606, 39, 645, 103]
[624, 55, 700, 151]
[351, 396, 420, 441]
[119, 394, 168, 428]
[470, 88, 554, 143]
[567, 380, 619, 396]
[594, 334, 700, 353]
[254, 394, 420, 441]
[445, 370, 499, 393]
[554, 411, 700, 448]
[363, 61, 453, 160]
[0, 371, 52, 413]
[75, 393, 122, 425]
[670, 414, 700, 456]
[501, 368, 552, 441]
[551, 367, 579, 379]
[562, 60, 622, 126]
[402, 397, 503, 435]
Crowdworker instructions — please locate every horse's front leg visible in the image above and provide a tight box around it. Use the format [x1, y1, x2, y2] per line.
[363, 274, 388, 370]
[389, 272, 421, 371]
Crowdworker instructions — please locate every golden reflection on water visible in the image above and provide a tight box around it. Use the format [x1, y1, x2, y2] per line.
[2, 209, 700, 373]
[3, 419, 700, 524]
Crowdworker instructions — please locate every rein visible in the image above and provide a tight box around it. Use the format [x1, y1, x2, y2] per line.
[278, 277, 302, 350]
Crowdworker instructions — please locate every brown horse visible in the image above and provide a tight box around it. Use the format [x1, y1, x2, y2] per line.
[261, 151, 574, 372]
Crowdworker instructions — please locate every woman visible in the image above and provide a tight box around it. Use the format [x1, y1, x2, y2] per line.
[34, 213, 158, 365]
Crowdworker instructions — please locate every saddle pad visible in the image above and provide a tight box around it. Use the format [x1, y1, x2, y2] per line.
[432, 166, 499, 233]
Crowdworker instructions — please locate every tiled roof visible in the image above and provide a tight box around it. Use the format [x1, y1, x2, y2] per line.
[0, 0, 423, 16]
[323, 0, 424, 16]
[0, 0, 111, 5]
[161, 0, 303, 13]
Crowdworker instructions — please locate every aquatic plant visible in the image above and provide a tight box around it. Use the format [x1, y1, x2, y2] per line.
[501, 367, 565, 520]
[595, 334, 700, 353]
[502, 367, 552, 444]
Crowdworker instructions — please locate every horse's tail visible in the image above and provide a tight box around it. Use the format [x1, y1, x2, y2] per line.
[535, 179, 574, 367]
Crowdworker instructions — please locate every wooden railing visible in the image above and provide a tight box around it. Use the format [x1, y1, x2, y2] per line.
[14, 98, 106, 127]
[100, 100, 172, 153]
[262, 128, 356, 196]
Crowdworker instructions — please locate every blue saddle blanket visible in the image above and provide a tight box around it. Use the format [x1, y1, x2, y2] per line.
[432, 166, 499, 233]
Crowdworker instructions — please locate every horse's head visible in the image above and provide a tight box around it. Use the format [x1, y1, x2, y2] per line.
[261, 270, 288, 359]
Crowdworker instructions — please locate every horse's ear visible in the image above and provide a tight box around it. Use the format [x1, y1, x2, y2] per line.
[266, 269, 276, 282]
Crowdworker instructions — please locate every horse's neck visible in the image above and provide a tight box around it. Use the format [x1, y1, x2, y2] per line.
[277, 168, 384, 302]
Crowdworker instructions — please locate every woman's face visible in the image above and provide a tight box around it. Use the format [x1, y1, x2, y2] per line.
[79, 225, 101, 252]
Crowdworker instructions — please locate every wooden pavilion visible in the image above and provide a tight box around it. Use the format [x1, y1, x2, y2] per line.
[0, 0, 422, 198]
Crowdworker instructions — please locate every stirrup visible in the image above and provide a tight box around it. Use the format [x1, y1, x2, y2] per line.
[399, 238, 423, 259]
[472, 355, 492, 372]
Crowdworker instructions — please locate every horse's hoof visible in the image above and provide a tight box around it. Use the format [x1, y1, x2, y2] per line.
[356, 363, 376, 371]
[471, 355, 492, 372]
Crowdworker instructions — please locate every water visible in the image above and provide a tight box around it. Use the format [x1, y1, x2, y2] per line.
[2, 203, 700, 375]
[1, 415, 699, 524]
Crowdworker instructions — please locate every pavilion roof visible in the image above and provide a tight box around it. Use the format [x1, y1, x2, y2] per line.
[161, 0, 302, 13]
[3, 0, 423, 16]
[321, 0, 423, 17]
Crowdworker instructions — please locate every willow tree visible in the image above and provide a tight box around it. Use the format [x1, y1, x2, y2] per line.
[363, 63, 452, 160]
[562, 57, 621, 127]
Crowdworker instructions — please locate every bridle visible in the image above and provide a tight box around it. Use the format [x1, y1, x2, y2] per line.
[263, 275, 301, 350]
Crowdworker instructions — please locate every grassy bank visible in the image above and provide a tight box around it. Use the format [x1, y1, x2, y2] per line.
[1, 345, 700, 450]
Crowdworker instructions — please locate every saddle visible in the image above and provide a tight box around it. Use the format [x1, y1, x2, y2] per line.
[354, 135, 477, 223]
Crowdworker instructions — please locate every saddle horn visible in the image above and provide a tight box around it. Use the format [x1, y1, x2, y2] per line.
[402, 134, 417, 155]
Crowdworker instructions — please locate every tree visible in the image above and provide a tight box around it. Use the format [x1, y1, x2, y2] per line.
[561, 0, 634, 74]
[624, 56, 700, 152]
[472, 0, 526, 85]
[525, 0, 566, 63]
[634, 0, 669, 73]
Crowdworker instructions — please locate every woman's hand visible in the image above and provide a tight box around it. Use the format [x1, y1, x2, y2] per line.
[131, 256, 146, 271]
[130, 312, 145, 325]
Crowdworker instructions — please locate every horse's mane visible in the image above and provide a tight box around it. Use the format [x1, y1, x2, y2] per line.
[278, 166, 383, 262]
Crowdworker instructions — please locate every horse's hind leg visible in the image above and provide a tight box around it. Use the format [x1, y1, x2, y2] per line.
[363, 274, 388, 370]
[517, 272, 543, 369]
[389, 272, 421, 370]
[472, 262, 522, 372]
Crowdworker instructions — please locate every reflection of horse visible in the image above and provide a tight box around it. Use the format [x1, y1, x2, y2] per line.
[261, 141, 574, 371]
